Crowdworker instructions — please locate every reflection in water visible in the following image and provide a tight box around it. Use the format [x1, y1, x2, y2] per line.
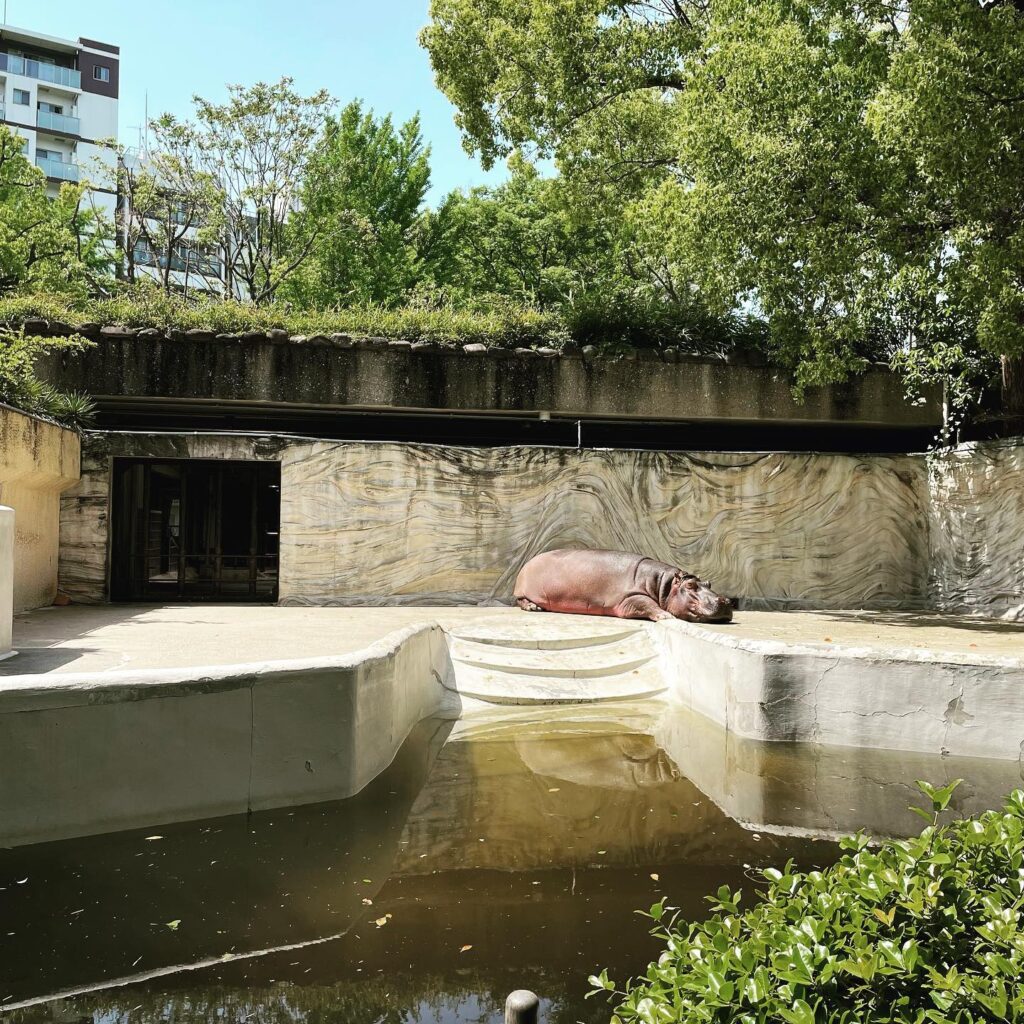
[1, 706, 1020, 1023]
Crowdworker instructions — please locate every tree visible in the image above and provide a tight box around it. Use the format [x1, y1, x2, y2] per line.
[423, 1, 1024, 421]
[115, 145, 223, 295]
[152, 78, 334, 305]
[0, 126, 112, 296]
[871, 0, 1024, 417]
[283, 101, 433, 307]
[435, 154, 614, 308]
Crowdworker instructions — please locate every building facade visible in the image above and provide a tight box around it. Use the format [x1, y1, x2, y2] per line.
[0, 25, 118, 220]
[119, 147, 230, 298]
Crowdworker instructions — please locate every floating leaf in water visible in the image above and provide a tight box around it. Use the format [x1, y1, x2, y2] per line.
[548, 787, 560, 792]
[145, 836, 163, 841]
[166, 920, 181, 931]
[15, 879, 27, 885]
[361, 879, 372, 884]
[650, 873, 660, 882]
[362, 898, 373, 905]
[375, 917, 388, 927]
[460, 944, 473, 953]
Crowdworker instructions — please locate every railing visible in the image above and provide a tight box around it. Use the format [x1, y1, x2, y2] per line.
[0, 52, 81, 89]
[36, 109, 81, 136]
[133, 245, 223, 277]
[35, 155, 79, 182]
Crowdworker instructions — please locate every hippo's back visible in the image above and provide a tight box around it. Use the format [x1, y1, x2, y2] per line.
[514, 548, 650, 615]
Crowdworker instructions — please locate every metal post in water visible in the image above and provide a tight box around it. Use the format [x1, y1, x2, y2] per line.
[505, 989, 540, 1024]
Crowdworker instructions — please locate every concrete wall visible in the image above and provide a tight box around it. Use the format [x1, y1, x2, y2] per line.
[31, 326, 941, 429]
[0, 623, 452, 846]
[0, 405, 80, 611]
[0, 505, 13, 657]
[655, 620, 1024, 760]
[59, 432, 930, 610]
[927, 438, 1024, 620]
[56, 429, 1024, 619]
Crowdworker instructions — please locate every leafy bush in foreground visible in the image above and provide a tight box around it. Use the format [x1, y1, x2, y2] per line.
[0, 328, 95, 427]
[592, 782, 1024, 1024]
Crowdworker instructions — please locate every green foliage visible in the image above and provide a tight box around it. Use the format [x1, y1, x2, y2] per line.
[423, 0, 1024, 415]
[0, 328, 96, 426]
[0, 286, 766, 356]
[437, 154, 620, 308]
[593, 781, 1024, 1024]
[283, 101, 434, 307]
[152, 78, 335, 304]
[0, 126, 113, 297]
[0, 288, 570, 350]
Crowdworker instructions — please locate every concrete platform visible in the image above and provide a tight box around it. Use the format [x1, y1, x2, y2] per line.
[1, 604, 1022, 847]
[6, 604, 1022, 675]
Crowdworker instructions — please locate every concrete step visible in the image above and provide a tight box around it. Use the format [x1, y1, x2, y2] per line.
[447, 633, 657, 679]
[444, 619, 667, 705]
[447, 619, 642, 651]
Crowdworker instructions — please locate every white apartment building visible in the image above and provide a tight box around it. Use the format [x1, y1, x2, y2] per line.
[121, 147, 230, 297]
[0, 25, 119, 220]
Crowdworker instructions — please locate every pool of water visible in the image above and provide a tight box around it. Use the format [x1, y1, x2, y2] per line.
[2, 707, 1021, 1023]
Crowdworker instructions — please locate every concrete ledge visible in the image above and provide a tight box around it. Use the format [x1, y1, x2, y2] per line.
[3, 606, 1023, 848]
[34, 333, 940, 428]
[0, 623, 452, 846]
[653, 620, 1024, 760]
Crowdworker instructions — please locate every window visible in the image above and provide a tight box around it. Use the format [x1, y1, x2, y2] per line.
[13, 88, 30, 106]
[38, 101, 63, 115]
[36, 148, 62, 162]
[92, 65, 109, 83]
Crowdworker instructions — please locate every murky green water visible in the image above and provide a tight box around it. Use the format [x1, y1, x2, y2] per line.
[2, 708, 1020, 1023]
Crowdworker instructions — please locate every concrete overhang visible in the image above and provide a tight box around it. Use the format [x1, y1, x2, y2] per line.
[32, 329, 943, 442]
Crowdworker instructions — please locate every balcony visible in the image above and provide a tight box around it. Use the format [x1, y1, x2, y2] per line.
[0, 52, 81, 89]
[36, 155, 79, 182]
[37, 109, 81, 136]
[134, 244, 222, 278]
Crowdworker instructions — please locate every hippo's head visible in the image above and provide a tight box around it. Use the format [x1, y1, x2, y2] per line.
[666, 574, 734, 623]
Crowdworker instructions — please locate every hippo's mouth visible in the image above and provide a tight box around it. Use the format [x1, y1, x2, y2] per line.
[698, 612, 734, 624]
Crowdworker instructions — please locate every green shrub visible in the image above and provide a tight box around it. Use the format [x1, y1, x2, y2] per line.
[0, 285, 774, 356]
[591, 782, 1024, 1024]
[0, 288, 572, 351]
[0, 328, 96, 427]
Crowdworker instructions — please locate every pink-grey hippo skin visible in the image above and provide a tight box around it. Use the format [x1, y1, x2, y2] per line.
[513, 548, 734, 623]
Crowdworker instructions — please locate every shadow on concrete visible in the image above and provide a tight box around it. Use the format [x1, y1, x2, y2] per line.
[816, 610, 1024, 636]
[0, 646, 102, 675]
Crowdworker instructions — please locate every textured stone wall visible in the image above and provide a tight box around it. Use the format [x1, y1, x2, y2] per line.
[928, 438, 1024, 620]
[55, 430, 1024, 618]
[280, 442, 929, 608]
[60, 432, 930, 609]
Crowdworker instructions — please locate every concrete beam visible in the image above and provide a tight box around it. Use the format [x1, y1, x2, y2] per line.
[33, 332, 941, 429]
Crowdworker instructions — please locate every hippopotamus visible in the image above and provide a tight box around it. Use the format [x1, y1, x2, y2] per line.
[513, 548, 733, 623]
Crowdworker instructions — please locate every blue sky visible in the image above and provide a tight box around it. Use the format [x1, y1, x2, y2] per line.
[12, 0, 507, 201]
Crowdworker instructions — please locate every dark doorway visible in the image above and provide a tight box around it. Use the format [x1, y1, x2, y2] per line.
[110, 459, 281, 602]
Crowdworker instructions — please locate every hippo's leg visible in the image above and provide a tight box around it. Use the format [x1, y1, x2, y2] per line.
[615, 595, 673, 622]
[516, 597, 545, 612]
